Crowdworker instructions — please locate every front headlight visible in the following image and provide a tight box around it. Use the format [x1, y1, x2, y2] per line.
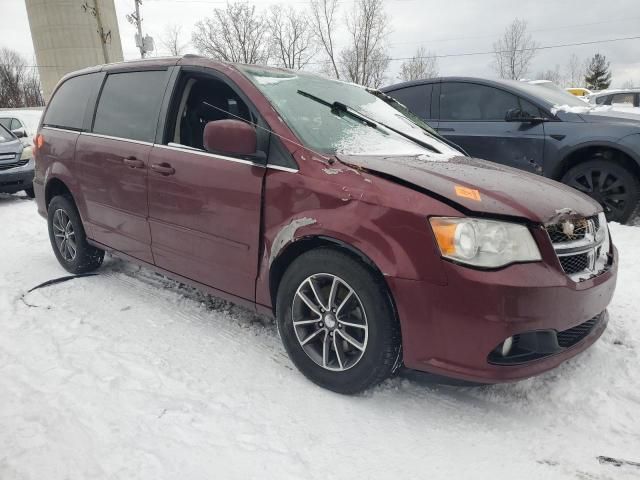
[429, 217, 542, 268]
[20, 146, 32, 160]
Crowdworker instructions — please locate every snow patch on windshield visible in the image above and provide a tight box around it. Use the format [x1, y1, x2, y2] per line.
[336, 126, 455, 161]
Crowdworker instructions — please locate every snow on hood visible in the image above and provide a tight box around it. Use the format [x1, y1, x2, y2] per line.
[337, 153, 601, 223]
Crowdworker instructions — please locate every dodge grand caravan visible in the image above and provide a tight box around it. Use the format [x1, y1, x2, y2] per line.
[33, 56, 617, 393]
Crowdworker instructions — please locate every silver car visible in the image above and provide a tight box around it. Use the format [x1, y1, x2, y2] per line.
[0, 123, 31, 197]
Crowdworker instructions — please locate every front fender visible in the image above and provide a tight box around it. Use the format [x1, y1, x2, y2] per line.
[255, 166, 461, 308]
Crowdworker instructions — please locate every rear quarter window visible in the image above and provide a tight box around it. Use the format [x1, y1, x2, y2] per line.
[43, 73, 101, 130]
[92, 70, 169, 143]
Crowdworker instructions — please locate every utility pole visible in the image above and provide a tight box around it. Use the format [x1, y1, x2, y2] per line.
[134, 0, 144, 58]
[127, 0, 153, 58]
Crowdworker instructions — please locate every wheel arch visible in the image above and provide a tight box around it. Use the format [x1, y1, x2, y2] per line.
[552, 142, 640, 181]
[269, 235, 397, 319]
[44, 177, 74, 209]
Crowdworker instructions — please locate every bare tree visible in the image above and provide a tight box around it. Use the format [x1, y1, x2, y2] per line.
[192, 1, 270, 64]
[310, 0, 340, 78]
[398, 47, 438, 81]
[492, 18, 538, 80]
[536, 65, 564, 85]
[0, 48, 44, 108]
[565, 53, 587, 87]
[621, 79, 636, 89]
[268, 5, 316, 70]
[160, 24, 187, 56]
[339, 0, 390, 88]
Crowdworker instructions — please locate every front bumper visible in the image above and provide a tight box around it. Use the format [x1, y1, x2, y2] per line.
[388, 246, 617, 383]
[0, 158, 34, 194]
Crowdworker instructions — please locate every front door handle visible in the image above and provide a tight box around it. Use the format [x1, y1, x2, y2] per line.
[123, 156, 145, 168]
[150, 162, 175, 176]
[436, 127, 455, 132]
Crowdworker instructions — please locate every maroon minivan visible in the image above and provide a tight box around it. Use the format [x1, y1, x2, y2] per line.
[33, 56, 617, 393]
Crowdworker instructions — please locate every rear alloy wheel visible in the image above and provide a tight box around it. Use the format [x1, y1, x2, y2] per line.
[562, 159, 639, 223]
[47, 195, 104, 274]
[276, 249, 401, 394]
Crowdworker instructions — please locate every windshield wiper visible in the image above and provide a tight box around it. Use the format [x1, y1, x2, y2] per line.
[297, 89, 439, 153]
[297, 90, 377, 127]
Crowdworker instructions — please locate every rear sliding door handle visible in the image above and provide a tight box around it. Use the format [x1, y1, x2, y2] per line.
[150, 162, 175, 176]
[123, 156, 145, 168]
[436, 127, 455, 132]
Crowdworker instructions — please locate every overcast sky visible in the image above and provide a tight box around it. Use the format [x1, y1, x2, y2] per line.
[3, 0, 640, 87]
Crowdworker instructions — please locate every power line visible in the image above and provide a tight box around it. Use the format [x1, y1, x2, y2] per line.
[388, 16, 640, 48]
[6, 33, 639, 69]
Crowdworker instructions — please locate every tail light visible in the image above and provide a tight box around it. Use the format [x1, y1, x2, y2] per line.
[33, 133, 44, 159]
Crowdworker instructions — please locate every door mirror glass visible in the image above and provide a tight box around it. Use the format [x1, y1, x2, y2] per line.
[11, 127, 27, 138]
[505, 108, 545, 123]
[203, 119, 258, 157]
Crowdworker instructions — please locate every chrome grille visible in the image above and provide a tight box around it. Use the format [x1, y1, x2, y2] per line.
[545, 214, 610, 282]
[559, 253, 590, 275]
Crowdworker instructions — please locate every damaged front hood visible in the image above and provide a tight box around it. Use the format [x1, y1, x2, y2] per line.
[338, 154, 601, 223]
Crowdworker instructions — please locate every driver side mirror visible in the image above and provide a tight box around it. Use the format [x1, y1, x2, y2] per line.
[505, 108, 545, 123]
[203, 119, 259, 158]
[11, 127, 27, 138]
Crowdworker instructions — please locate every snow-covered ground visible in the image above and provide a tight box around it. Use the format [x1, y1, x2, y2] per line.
[1, 193, 639, 480]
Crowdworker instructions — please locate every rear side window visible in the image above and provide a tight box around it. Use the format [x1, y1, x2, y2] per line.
[389, 84, 432, 119]
[43, 73, 101, 130]
[610, 93, 635, 106]
[440, 82, 520, 121]
[93, 70, 169, 142]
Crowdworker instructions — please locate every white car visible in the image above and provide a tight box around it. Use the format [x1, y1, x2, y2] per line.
[588, 89, 640, 115]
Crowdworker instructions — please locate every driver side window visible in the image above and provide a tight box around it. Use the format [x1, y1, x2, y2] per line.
[167, 74, 255, 151]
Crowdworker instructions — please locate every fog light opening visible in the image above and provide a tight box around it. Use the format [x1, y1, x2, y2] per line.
[500, 336, 514, 357]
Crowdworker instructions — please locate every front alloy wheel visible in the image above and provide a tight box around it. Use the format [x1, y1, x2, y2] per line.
[276, 249, 401, 394]
[292, 273, 369, 371]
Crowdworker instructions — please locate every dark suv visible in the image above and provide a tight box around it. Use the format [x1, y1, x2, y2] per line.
[33, 57, 617, 393]
[381, 77, 640, 223]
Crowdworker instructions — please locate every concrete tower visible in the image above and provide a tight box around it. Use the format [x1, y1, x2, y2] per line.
[25, 0, 124, 100]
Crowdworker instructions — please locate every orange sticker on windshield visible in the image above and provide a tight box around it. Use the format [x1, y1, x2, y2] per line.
[455, 185, 482, 201]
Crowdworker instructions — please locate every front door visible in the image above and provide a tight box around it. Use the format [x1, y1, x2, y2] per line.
[76, 70, 171, 263]
[147, 70, 266, 300]
[436, 81, 545, 174]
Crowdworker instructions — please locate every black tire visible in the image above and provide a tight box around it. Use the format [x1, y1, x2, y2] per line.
[47, 195, 104, 274]
[561, 159, 640, 223]
[276, 248, 401, 394]
[23, 187, 35, 198]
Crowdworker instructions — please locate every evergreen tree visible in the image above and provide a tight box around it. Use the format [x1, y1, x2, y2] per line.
[584, 53, 612, 90]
